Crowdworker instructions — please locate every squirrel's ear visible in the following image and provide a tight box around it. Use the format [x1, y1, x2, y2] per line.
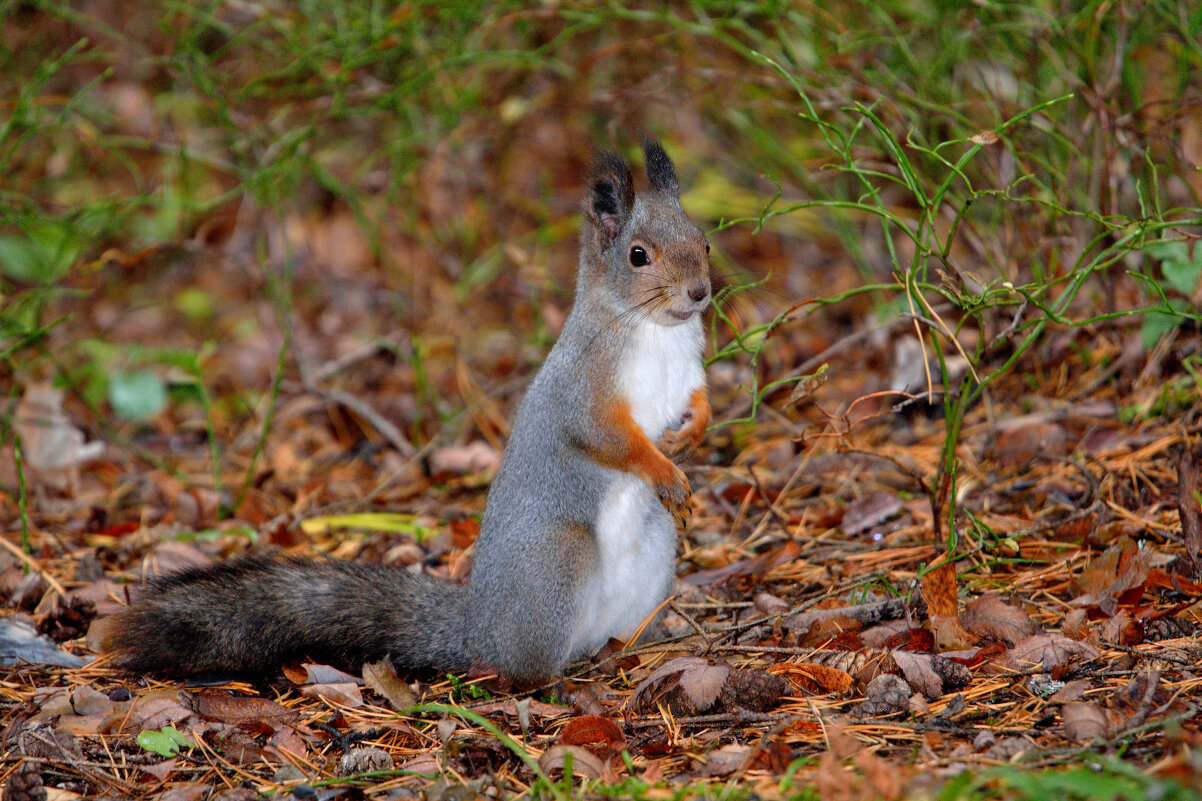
[643, 138, 679, 197]
[586, 151, 634, 243]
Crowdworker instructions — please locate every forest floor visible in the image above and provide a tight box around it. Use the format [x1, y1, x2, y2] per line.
[2, 2, 1201, 800]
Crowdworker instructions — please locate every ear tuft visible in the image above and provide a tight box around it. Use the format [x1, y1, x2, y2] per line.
[586, 151, 634, 242]
[643, 138, 679, 197]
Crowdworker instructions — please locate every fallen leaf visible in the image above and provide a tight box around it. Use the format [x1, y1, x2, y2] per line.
[930, 614, 977, 651]
[961, 594, 1038, 644]
[772, 661, 854, 694]
[1006, 634, 1100, 670]
[13, 383, 104, 486]
[704, 744, 750, 777]
[992, 421, 1068, 468]
[1177, 445, 1202, 579]
[880, 627, 934, 651]
[1048, 679, 1090, 703]
[628, 656, 728, 714]
[891, 650, 944, 699]
[678, 661, 731, 711]
[842, 493, 904, 536]
[538, 744, 608, 780]
[1063, 608, 1090, 640]
[117, 696, 193, 735]
[855, 749, 904, 800]
[286, 663, 363, 685]
[193, 693, 298, 724]
[362, 659, 416, 710]
[1061, 701, 1110, 743]
[300, 683, 364, 708]
[558, 715, 625, 755]
[156, 783, 208, 801]
[428, 441, 501, 476]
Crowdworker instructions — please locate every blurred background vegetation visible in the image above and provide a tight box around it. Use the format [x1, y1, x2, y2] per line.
[0, 0, 1199, 526]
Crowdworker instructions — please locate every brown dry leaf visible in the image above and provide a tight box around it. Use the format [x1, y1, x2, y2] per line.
[559, 715, 625, 755]
[922, 561, 959, 618]
[930, 614, 977, 651]
[1063, 608, 1090, 640]
[891, 650, 944, 699]
[704, 744, 751, 777]
[992, 420, 1068, 467]
[116, 695, 193, 735]
[1061, 701, 1110, 743]
[628, 656, 723, 713]
[787, 368, 828, 407]
[1116, 669, 1161, 711]
[266, 725, 308, 762]
[428, 441, 501, 476]
[754, 592, 790, 615]
[1177, 444, 1202, 579]
[141, 541, 212, 577]
[1070, 538, 1156, 609]
[961, 594, 1038, 644]
[193, 692, 298, 724]
[881, 627, 934, 651]
[13, 383, 105, 482]
[679, 662, 731, 710]
[538, 744, 608, 780]
[300, 683, 364, 708]
[861, 621, 909, 648]
[772, 661, 854, 694]
[1006, 634, 1100, 670]
[1100, 609, 1133, 644]
[156, 784, 209, 801]
[468, 699, 573, 718]
[287, 663, 362, 685]
[1182, 106, 1202, 169]
[1048, 679, 1090, 703]
[815, 751, 856, 801]
[855, 749, 904, 800]
[362, 659, 416, 710]
[842, 493, 904, 536]
[64, 686, 114, 717]
[139, 758, 178, 782]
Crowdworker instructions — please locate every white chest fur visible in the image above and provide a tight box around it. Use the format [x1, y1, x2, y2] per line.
[618, 316, 705, 440]
[567, 317, 705, 659]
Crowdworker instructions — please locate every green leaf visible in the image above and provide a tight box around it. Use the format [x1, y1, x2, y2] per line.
[1140, 299, 1187, 350]
[109, 370, 168, 421]
[300, 512, 432, 540]
[0, 223, 82, 284]
[136, 726, 193, 757]
[1162, 253, 1202, 296]
[1146, 240, 1201, 296]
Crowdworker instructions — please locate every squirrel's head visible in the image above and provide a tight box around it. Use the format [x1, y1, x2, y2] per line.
[581, 139, 711, 327]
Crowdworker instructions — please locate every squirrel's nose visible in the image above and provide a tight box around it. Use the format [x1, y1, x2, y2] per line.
[688, 285, 709, 302]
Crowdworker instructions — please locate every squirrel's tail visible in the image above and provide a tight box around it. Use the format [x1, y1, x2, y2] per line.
[98, 555, 470, 678]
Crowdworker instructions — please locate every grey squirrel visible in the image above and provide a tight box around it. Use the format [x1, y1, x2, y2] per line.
[99, 139, 712, 686]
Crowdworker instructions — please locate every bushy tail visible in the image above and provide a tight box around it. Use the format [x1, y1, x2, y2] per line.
[98, 555, 470, 678]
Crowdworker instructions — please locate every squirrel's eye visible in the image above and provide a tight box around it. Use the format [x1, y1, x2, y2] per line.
[705, 243, 711, 254]
[629, 246, 649, 267]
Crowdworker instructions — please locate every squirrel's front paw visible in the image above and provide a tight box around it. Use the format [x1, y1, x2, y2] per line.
[654, 463, 692, 529]
[658, 415, 702, 462]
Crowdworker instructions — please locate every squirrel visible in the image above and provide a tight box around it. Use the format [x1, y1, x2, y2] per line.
[98, 139, 712, 686]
